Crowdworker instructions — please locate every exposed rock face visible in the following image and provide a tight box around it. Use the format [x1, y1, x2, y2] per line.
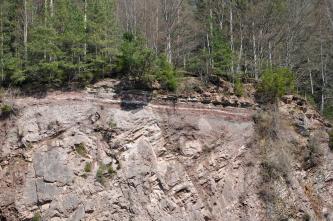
[0, 82, 332, 221]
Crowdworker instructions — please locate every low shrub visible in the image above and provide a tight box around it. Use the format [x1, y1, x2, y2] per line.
[253, 111, 278, 139]
[1, 104, 14, 118]
[108, 118, 117, 129]
[84, 162, 92, 173]
[96, 163, 116, 185]
[261, 160, 279, 182]
[107, 164, 115, 175]
[303, 135, 320, 169]
[261, 153, 289, 183]
[96, 165, 105, 185]
[234, 77, 244, 97]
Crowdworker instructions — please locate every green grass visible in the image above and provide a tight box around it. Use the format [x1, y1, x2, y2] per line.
[75, 143, 88, 158]
[32, 212, 41, 221]
[96, 166, 105, 185]
[1, 104, 14, 118]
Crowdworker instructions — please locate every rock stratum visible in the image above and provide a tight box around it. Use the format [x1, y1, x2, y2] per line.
[0, 80, 332, 221]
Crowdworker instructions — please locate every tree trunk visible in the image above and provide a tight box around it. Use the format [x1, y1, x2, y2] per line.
[269, 41, 272, 68]
[176, 5, 180, 59]
[124, 0, 129, 32]
[24, 0, 28, 63]
[237, 22, 243, 73]
[50, 0, 54, 17]
[325, 0, 333, 29]
[84, 0, 87, 58]
[44, 0, 48, 60]
[209, 8, 213, 37]
[166, 32, 172, 63]
[320, 21, 325, 113]
[209, 7, 213, 68]
[258, 29, 263, 71]
[252, 22, 258, 80]
[154, 6, 159, 53]
[229, 5, 234, 76]
[308, 58, 314, 95]
[206, 33, 211, 67]
[0, 6, 3, 82]
[218, 0, 225, 31]
[163, 0, 172, 63]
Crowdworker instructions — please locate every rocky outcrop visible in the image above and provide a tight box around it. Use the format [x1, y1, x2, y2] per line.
[0, 82, 332, 221]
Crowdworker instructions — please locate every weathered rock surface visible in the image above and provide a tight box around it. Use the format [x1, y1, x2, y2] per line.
[0, 82, 332, 221]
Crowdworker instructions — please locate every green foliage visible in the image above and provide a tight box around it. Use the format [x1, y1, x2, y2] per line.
[0, 0, 118, 89]
[0, 1, 195, 93]
[32, 212, 41, 221]
[108, 118, 117, 129]
[324, 105, 333, 121]
[75, 143, 88, 158]
[185, 28, 232, 80]
[96, 165, 105, 184]
[270, 0, 288, 14]
[107, 164, 115, 174]
[1, 104, 13, 118]
[211, 29, 233, 76]
[0, 0, 331, 116]
[258, 67, 295, 102]
[186, 52, 207, 77]
[84, 162, 92, 173]
[156, 56, 179, 91]
[329, 130, 333, 151]
[96, 163, 116, 185]
[234, 77, 244, 97]
[116, 33, 157, 87]
[116, 33, 179, 91]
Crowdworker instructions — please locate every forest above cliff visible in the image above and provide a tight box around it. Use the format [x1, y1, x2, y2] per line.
[0, 0, 332, 120]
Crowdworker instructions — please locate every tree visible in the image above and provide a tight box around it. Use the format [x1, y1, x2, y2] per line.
[257, 67, 295, 103]
[116, 33, 157, 87]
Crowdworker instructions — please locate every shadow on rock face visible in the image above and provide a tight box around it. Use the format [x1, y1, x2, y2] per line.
[120, 101, 146, 111]
[118, 90, 152, 111]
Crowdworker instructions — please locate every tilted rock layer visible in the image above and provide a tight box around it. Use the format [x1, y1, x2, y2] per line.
[0, 82, 332, 221]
